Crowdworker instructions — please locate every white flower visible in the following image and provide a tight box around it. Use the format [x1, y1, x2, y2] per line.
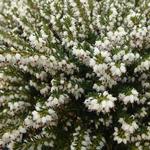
[131, 89, 138, 96]
[6, 54, 12, 61]
[94, 48, 100, 55]
[42, 117, 47, 124]
[120, 64, 126, 73]
[18, 126, 26, 134]
[80, 0, 87, 3]
[119, 89, 139, 104]
[89, 59, 96, 67]
[0, 54, 5, 62]
[2, 132, 10, 143]
[29, 34, 36, 43]
[101, 100, 107, 108]
[32, 111, 40, 121]
[15, 53, 21, 60]
[85, 92, 116, 113]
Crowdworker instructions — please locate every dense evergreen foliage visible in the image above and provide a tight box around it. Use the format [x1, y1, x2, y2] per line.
[0, 0, 150, 149]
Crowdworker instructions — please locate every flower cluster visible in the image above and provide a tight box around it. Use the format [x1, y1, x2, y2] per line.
[119, 88, 139, 104]
[0, 0, 150, 149]
[84, 91, 116, 113]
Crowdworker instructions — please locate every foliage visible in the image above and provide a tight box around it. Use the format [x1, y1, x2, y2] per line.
[0, 0, 150, 150]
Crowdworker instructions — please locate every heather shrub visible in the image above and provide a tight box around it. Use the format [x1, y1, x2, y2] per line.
[0, 0, 150, 149]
